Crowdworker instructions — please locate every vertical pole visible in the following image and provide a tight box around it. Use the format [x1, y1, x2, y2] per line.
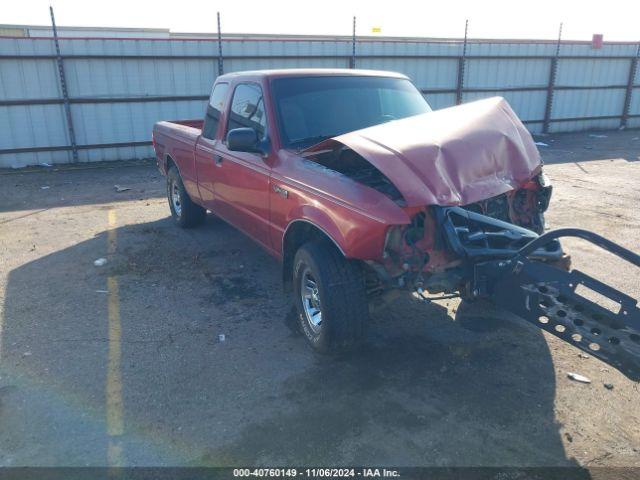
[621, 43, 639, 128]
[350, 16, 356, 69]
[543, 22, 563, 134]
[50, 6, 78, 162]
[216, 12, 224, 76]
[456, 19, 469, 105]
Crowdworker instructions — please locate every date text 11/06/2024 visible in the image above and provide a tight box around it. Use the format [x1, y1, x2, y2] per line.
[232, 468, 401, 478]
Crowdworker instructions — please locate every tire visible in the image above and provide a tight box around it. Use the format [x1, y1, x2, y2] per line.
[167, 167, 206, 228]
[293, 241, 368, 353]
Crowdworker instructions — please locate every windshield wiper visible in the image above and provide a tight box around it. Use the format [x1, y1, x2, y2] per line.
[290, 134, 338, 150]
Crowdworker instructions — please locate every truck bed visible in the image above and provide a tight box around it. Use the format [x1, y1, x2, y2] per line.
[152, 119, 204, 171]
[166, 119, 204, 130]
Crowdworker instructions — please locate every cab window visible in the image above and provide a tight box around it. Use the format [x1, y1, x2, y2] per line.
[202, 82, 228, 140]
[227, 83, 267, 140]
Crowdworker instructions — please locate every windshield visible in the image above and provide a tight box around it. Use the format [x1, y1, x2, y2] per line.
[272, 76, 432, 149]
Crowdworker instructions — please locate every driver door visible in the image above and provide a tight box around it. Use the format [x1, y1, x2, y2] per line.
[211, 82, 273, 251]
[194, 82, 229, 209]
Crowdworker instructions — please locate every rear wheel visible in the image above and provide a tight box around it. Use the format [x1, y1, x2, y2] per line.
[293, 241, 368, 352]
[167, 167, 206, 228]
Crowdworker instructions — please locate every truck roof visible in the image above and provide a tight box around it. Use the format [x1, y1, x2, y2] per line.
[216, 68, 409, 82]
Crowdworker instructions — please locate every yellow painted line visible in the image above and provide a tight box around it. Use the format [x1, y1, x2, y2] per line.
[0, 296, 3, 362]
[106, 275, 123, 436]
[107, 209, 117, 255]
[106, 208, 124, 466]
[108, 438, 124, 468]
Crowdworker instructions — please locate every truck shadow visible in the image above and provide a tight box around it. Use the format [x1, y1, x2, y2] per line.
[0, 216, 586, 471]
[0, 164, 163, 214]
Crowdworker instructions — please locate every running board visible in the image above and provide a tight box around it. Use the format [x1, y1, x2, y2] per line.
[473, 229, 640, 380]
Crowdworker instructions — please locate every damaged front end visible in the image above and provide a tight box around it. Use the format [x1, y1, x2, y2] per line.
[374, 174, 561, 297]
[367, 185, 640, 380]
[376, 204, 640, 380]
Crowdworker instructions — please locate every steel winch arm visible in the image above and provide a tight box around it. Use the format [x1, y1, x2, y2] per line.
[473, 228, 640, 380]
[434, 207, 640, 379]
[517, 228, 640, 265]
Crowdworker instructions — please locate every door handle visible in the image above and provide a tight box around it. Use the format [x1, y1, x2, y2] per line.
[214, 154, 223, 166]
[272, 184, 289, 199]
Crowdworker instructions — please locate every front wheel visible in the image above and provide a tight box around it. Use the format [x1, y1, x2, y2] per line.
[293, 241, 368, 353]
[167, 167, 206, 228]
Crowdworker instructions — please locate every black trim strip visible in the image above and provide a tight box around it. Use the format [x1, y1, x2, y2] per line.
[422, 84, 633, 95]
[545, 114, 635, 123]
[0, 95, 208, 107]
[4, 86, 637, 107]
[524, 113, 640, 124]
[1, 54, 639, 61]
[0, 141, 152, 155]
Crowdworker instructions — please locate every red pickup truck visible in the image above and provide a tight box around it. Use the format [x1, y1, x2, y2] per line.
[153, 69, 640, 379]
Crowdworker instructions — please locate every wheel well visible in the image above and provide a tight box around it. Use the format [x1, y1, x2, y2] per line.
[282, 221, 344, 292]
[165, 155, 177, 174]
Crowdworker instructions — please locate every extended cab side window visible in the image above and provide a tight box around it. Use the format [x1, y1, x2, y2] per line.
[202, 83, 229, 140]
[227, 83, 267, 140]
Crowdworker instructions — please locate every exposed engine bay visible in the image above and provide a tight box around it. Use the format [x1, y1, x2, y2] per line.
[304, 145, 561, 298]
[303, 146, 405, 204]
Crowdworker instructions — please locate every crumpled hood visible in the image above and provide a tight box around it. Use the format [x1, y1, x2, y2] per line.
[305, 96, 541, 207]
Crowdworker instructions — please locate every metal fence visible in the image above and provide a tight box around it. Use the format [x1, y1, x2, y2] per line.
[1, 30, 639, 168]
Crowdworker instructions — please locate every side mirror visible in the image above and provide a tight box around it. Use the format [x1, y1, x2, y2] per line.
[227, 128, 261, 153]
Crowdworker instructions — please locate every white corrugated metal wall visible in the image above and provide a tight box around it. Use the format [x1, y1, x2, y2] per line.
[1, 36, 638, 168]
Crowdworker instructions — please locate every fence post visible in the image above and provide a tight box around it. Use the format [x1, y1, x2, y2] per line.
[50, 6, 78, 162]
[216, 12, 224, 76]
[621, 43, 639, 128]
[543, 22, 563, 134]
[350, 16, 357, 69]
[456, 19, 469, 105]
